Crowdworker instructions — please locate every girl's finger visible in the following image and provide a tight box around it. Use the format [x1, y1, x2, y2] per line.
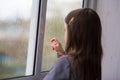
[50, 38, 59, 44]
[50, 38, 56, 42]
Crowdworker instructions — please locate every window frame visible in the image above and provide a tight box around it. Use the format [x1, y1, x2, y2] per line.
[8, 0, 48, 79]
[4, 0, 97, 80]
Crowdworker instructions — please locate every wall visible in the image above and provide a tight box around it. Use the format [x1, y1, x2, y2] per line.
[96, 0, 120, 80]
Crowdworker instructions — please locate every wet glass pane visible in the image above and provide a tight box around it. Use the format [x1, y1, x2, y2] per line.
[42, 0, 83, 71]
[0, 0, 37, 79]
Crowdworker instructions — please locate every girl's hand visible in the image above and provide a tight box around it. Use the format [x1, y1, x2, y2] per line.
[50, 38, 65, 56]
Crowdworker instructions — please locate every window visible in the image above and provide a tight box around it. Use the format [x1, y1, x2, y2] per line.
[0, 0, 40, 79]
[0, 0, 89, 79]
[41, 0, 83, 72]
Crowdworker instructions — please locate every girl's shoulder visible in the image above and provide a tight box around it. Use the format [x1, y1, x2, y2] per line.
[59, 55, 70, 59]
[57, 55, 73, 64]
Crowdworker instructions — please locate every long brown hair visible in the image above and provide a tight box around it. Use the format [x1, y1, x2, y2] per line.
[65, 8, 103, 80]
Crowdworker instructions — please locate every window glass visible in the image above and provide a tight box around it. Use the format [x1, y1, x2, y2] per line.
[42, 0, 83, 71]
[0, 0, 37, 79]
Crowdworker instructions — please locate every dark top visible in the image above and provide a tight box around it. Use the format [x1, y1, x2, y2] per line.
[43, 55, 72, 80]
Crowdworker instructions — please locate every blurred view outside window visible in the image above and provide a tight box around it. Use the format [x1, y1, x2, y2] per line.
[42, 0, 83, 71]
[0, 0, 38, 79]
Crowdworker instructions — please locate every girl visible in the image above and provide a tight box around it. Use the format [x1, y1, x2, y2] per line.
[43, 8, 103, 80]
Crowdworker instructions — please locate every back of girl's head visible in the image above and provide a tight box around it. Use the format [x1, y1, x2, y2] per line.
[65, 8, 102, 80]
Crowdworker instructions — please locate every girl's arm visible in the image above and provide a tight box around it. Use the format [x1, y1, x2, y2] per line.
[43, 55, 70, 80]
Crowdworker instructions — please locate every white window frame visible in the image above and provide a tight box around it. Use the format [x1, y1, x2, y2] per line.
[9, 0, 47, 79]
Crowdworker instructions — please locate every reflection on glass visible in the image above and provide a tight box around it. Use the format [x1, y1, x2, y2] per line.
[0, 0, 37, 79]
[42, 0, 83, 71]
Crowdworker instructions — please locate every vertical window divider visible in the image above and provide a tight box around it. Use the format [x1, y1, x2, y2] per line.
[35, 0, 48, 79]
[83, 0, 97, 10]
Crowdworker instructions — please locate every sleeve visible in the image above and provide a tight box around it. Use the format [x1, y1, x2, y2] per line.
[43, 55, 70, 80]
